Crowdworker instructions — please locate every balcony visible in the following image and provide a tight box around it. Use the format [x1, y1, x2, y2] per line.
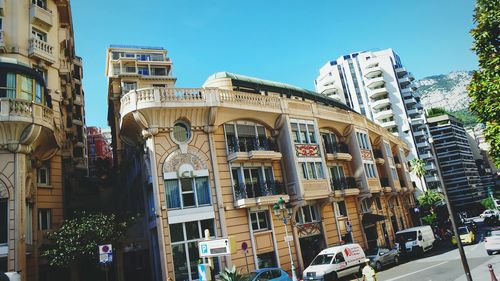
[368, 178, 382, 193]
[0, 99, 54, 130]
[398, 77, 411, 87]
[380, 178, 392, 193]
[413, 130, 426, 137]
[28, 38, 55, 64]
[371, 97, 391, 110]
[233, 181, 288, 208]
[303, 179, 331, 200]
[368, 87, 388, 99]
[401, 87, 413, 98]
[331, 177, 360, 197]
[324, 142, 352, 161]
[30, 3, 53, 29]
[416, 141, 430, 148]
[424, 163, 437, 170]
[373, 149, 385, 165]
[373, 108, 393, 121]
[380, 119, 397, 129]
[364, 66, 383, 79]
[407, 108, 420, 117]
[395, 67, 407, 76]
[366, 76, 385, 89]
[425, 174, 440, 182]
[227, 137, 282, 162]
[399, 180, 407, 189]
[420, 152, 433, 160]
[404, 97, 417, 106]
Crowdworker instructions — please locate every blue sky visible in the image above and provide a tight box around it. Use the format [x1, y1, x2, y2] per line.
[72, 0, 478, 127]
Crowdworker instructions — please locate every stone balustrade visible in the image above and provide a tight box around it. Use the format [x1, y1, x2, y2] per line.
[29, 38, 55, 63]
[0, 98, 54, 130]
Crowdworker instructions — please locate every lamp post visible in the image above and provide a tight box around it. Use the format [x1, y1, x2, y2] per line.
[428, 137, 472, 281]
[273, 197, 298, 281]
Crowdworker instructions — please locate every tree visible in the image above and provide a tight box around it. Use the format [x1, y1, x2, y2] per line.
[468, 0, 500, 167]
[418, 190, 445, 208]
[41, 212, 128, 267]
[481, 197, 497, 210]
[410, 158, 427, 190]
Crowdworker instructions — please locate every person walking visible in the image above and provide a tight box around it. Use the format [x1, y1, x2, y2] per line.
[362, 258, 377, 281]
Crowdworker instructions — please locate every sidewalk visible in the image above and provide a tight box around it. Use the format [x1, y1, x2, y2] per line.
[455, 255, 500, 281]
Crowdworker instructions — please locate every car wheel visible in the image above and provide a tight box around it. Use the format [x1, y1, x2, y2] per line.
[375, 261, 382, 272]
[487, 250, 493, 256]
[394, 255, 400, 265]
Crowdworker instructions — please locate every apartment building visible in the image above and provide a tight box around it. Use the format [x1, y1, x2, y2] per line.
[87, 126, 112, 176]
[427, 114, 485, 209]
[0, 0, 87, 280]
[315, 49, 442, 192]
[108, 46, 416, 281]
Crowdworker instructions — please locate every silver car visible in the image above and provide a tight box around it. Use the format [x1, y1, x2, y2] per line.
[366, 247, 400, 271]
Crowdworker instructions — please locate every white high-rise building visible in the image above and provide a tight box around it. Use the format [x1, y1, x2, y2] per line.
[315, 49, 442, 192]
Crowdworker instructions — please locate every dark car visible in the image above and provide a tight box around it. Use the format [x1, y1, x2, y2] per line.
[247, 268, 292, 281]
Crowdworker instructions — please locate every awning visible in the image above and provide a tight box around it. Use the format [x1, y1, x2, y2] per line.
[362, 213, 386, 225]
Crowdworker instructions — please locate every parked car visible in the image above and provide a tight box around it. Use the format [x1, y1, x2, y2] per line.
[365, 247, 400, 271]
[480, 209, 499, 218]
[485, 230, 500, 255]
[395, 225, 435, 256]
[303, 243, 366, 280]
[451, 226, 475, 246]
[247, 268, 291, 281]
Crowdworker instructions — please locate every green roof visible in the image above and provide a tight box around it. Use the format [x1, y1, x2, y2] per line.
[205, 72, 354, 112]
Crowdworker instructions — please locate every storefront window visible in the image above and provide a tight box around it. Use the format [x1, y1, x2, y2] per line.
[257, 252, 277, 269]
[165, 176, 210, 209]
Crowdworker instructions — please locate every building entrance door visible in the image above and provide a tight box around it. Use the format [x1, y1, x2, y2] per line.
[363, 224, 378, 249]
[299, 234, 325, 268]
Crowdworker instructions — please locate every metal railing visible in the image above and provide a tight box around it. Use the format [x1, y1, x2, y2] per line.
[330, 176, 358, 191]
[373, 149, 383, 159]
[324, 142, 349, 154]
[233, 180, 285, 200]
[227, 137, 279, 154]
[380, 177, 390, 187]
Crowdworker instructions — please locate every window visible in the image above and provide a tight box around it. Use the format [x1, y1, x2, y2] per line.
[356, 131, 370, 150]
[364, 163, 376, 178]
[330, 165, 345, 181]
[32, 0, 47, 9]
[334, 253, 345, 264]
[26, 203, 33, 245]
[375, 197, 382, 210]
[38, 209, 51, 230]
[0, 73, 16, 98]
[19, 75, 33, 101]
[224, 122, 268, 153]
[361, 199, 371, 213]
[172, 121, 191, 143]
[138, 66, 149, 75]
[257, 253, 277, 269]
[250, 211, 269, 231]
[37, 163, 50, 185]
[122, 82, 137, 92]
[31, 28, 47, 42]
[391, 168, 398, 180]
[0, 199, 6, 245]
[296, 205, 319, 224]
[164, 177, 210, 209]
[321, 131, 338, 154]
[301, 162, 324, 180]
[290, 121, 317, 144]
[335, 201, 347, 217]
[170, 219, 218, 281]
[231, 165, 275, 199]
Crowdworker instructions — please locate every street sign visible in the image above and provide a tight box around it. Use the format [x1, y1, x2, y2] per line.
[199, 239, 231, 257]
[99, 244, 113, 264]
[198, 264, 211, 281]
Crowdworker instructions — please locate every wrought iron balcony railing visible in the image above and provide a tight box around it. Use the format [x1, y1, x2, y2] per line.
[233, 180, 285, 200]
[227, 137, 279, 154]
[323, 142, 349, 154]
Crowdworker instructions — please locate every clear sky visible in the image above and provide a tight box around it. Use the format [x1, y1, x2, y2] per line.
[71, 0, 478, 128]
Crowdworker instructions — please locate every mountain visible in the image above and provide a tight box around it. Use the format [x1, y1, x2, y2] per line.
[415, 71, 474, 112]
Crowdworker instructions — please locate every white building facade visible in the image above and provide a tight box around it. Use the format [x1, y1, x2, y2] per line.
[315, 49, 442, 192]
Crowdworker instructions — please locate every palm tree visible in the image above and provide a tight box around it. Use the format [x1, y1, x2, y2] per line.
[410, 158, 426, 191]
[418, 190, 445, 208]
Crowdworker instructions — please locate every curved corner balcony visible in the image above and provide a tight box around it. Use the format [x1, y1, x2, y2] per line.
[365, 76, 385, 89]
[400, 87, 414, 98]
[0, 99, 54, 130]
[371, 97, 391, 110]
[364, 66, 383, 79]
[367, 87, 388, 99]
[373, 109, 394, 121]
[395, 67, 407, 76]
[398, 77, 411, 87]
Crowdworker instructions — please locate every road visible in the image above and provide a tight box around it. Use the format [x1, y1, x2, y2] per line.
[344, 217, 500, 281]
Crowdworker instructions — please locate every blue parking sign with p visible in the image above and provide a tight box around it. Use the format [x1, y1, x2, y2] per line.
[201, 244, 208, 254]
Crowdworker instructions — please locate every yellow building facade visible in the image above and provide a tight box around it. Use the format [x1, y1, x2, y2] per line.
[0, 0, 86, 280]
[108, 47, 416, 281]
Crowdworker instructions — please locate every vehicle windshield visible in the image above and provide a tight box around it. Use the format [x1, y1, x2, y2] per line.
[365, 248, 379, 256]
[310, 254, 333, 265]
[492, 231, 500, 236]
[458, 227, 469, 235]
[396, 232, 416, 242]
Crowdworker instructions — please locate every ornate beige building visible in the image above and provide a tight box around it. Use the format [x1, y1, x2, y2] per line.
[108, 46, 416, 281]
[0, 0, 87, 280]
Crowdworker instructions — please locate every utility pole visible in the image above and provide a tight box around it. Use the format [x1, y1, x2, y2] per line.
[429, 137, 472, 281]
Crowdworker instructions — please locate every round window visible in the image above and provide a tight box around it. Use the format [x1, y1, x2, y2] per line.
[173, 122, 190, 143]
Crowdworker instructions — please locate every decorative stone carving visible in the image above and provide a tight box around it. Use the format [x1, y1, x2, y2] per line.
[0, 180, 8, 199]
[163, 148, 208, 174]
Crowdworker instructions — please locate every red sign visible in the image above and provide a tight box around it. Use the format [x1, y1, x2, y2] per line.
[295, 144, 319, 157]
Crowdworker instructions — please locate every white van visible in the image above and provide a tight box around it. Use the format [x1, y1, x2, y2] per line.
[395, 225, 435, 256]
[303, 243, 366, 280]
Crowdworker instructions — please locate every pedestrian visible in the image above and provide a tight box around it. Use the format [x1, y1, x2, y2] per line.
[362, 258, 377, 281]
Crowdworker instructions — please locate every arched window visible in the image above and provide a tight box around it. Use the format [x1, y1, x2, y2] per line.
[172, 121, 191, 143]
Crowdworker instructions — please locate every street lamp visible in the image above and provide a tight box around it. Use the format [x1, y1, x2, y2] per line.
[428, 137, 472, 281]
[273, 197, 298, 281]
